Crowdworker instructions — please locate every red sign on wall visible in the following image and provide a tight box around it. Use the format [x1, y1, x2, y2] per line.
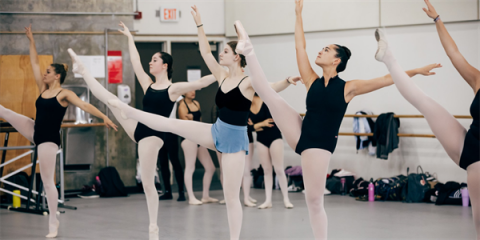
[161, 7, 179, 22]
[108, 51, 122, 84]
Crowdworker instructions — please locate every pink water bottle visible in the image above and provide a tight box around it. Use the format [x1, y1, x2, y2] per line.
[340, 178, 346, 195]
[368, 182, 375, 202]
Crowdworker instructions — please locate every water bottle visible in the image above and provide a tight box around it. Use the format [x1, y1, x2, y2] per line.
[461, 187, 469, 207]
[340, 178, 346, 195]
[368, 182, 375, 202]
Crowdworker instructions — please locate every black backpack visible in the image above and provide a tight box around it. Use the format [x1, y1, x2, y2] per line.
[349, 178, 371, 197]
[96, 167, 128, 197]
[403, 166, 431, 203]
[374, 175, 407, 201]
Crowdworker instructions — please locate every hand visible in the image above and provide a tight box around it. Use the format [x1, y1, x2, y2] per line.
[417, 63, 442, 76]
[248, 118, 253, 126]
[25, 24, 33, 41]
[295, 0, 303, 15]
[118, 21, 132, 37]
[262, 118, 275, 128]
[288, 76, 304, 85]
[103, 117, 118, 131]
[422, 0, 439, 19]
[191, 5, 202, 26]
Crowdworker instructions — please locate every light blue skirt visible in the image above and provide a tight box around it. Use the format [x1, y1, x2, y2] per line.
[211, 118, 249, 155]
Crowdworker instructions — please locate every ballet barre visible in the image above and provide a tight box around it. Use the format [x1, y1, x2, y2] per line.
[0, 122, 106, 214]
[298, 113, 472, 138]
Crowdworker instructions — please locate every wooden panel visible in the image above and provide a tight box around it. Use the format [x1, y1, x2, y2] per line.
[0, 55, 53, 177]
[225, 0, 379, 37]
[381, 0, 477, 26]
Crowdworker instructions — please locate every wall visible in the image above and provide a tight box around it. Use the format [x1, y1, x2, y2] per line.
[243, 21, 478, 183]
[0, 0, 138, 189]
[133, 0, 225, 35]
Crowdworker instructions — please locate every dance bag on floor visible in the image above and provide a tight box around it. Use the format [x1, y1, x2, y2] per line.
[403, 166, 430, 203]
[97, 167, 128, 197]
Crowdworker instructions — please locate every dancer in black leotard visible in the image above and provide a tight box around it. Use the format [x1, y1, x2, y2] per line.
[232, 1, 441, 237]
[67, 21, 217, 239]
[249, 94, 293, 209]
[373, 0, 480, 236]
[100, 7, 299, 238]
[0, 25, 117, 238]
[178, 90, 218, 205]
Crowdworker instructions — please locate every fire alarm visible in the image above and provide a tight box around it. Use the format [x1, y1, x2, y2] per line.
[134, 11, 142, 20]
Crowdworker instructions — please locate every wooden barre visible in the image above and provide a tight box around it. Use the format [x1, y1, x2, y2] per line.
[339, 132, 436, 138]
[299, 113, 472, 119]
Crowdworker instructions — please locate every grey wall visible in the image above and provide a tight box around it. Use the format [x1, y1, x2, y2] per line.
[0, 0, 138, 189]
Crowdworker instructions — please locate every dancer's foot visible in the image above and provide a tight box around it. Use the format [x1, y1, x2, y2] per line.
[159, 191, 173, 200]
[233, 20, 254, 56]
[374, 28, 389, 62]
[201, 197, 219, 203]
[249, 196, 257, 203]
[67, 48, 86, 75]
[177, 192, 186, 202]
[149, 224, 159, 240]
[284, 201, 294, 209]
[258, 202, 272, 209]
[107, 99, 129, 119]
[244, 200, 256, 207]
[219, 199, 226, 204]
[189, 198, 203, 205]
[45, 220, 59, 238]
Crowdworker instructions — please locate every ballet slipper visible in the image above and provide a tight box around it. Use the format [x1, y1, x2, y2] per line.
[233, 20, 254, 56]
[149, 224, 159, 240]
[244, 200, 256, 207]
[189, 199, 203, 205]
[67, 48, 86, 75]
[248, 196, 257, 203]
[201, 197, 219, 203]
[284, 201, 294, 209]
[374, 28, 389, 62]
[257, 202, 272, 209]
[45, 220, 59, 238]
[219, 199, 226, 204]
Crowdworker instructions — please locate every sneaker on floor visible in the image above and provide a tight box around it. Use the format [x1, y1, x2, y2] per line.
[78, 191, 99, 199]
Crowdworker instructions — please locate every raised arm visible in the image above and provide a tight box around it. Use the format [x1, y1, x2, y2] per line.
[63, 90, 118, 130]
[295, 0, 319, 88]
[423, 0, 480, 91]
[118, 21, 153, 92]
[191, 5, 228, 81]
[169, 74, 217, 100]
[25, 24, 45, 92]
[347, 63, 442, 99]
[269, 76, 303, 92]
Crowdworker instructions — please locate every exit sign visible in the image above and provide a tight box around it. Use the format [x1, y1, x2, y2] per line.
[160, 7, 179, 22]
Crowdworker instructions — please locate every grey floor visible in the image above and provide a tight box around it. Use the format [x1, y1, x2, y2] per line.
[0, 189, 476, 240]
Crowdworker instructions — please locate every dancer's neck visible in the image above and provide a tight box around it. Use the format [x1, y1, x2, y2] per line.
[46, 81, 61, 91]
[184, 98, 194, 104]
[153, 73, 171, 87]
[227, 65, 244, 78]
[322, 66, 338, 82]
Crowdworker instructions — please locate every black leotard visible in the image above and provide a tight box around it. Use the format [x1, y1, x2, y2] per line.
[459, 91, 480, 170]
[247, 124, 254, 143]
[215, 77, 251, 126]
[134, 85, 175, 142]
[34, 90, 67, 146]
[295, 76, 349, 154]
[184, 99, 201, 121]
[250, 103, 282, 148]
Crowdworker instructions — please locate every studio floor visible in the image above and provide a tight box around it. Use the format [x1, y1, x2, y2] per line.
[0, 189, 476, 240]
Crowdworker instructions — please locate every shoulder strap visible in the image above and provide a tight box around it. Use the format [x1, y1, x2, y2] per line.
[237, 76, 248, 86]
[55, 90, 63, 96]
[220, 78, 227, 86]
[183, 99, 192, 112]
